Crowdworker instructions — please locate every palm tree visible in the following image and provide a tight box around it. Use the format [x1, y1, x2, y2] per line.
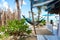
[15, 0, 22, 20]
[29, 11, 31, 18]
[37, 6, 41, 21]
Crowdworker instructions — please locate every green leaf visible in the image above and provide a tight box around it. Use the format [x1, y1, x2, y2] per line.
[0, 19, 32, 37]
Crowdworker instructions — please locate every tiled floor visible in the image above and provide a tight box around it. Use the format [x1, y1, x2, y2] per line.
[37, 35, 60, 40]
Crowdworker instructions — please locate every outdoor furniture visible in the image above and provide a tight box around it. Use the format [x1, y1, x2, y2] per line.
[22, 15, 43, 26]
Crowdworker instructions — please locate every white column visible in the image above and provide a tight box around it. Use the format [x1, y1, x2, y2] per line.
[46, 13, 53, 32]
[46, 12, 49, 26]
[58, 14, 60, 36]
[47, 13, 49, 24]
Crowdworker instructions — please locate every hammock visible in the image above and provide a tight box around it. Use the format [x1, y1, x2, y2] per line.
[22, 15, 42, 26]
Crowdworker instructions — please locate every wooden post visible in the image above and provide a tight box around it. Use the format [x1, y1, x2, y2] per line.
[0, 12, 2, 26]
[37, 6, 41, 21]
[29, 11, 31, 18]
[30, 0, 36, 34]
[32, 12, 36, 34]
[2, 10, 4, 25]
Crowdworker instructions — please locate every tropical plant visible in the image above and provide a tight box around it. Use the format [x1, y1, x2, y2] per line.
[0, 19, 32, 40]
[37, 6, 41, 21]
[40, 19, 46, 26]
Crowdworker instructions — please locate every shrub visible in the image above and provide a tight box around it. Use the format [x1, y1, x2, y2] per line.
[0, 19, 32, 40]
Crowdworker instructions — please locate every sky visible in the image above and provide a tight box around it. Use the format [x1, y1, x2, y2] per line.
[0, 0, 30, 17]
[0, 0, 59, 22]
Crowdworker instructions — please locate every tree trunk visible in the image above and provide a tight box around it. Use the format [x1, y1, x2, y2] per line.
[15, 0, 21, 20]
[30, 0, 36, 34]
[29, 11, 31, 18]
[37, 6, 41, 21]
[32, 12, 36, 34]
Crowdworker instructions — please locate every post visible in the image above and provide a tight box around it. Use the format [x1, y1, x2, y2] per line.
[32, 12, 36, 34]
[30, 0, 36, 34]
[47, 12, 49, 24]
[46, 12, 49, 28]
[50, 20, 53, 33]
[29, 11, 31, 18]
[37, 6, 41, 21]
[2, 10, 4, 25]
[58, 13, 60, 36]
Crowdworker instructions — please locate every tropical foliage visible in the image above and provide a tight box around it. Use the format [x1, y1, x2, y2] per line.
[0, 19, 32, 40]
[40, 19, 46, 26]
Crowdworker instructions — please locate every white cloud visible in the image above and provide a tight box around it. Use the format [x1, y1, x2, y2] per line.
[0, 0, 8, 10]
[10, 7, 13, 13]
[19, 0, 26, 5]
[2, 0, 5, 2]
[23, 0, 26, 5]
[3, 2, 8, 9]
[0, 4, 2, 7]
[0, 0, 13, 13]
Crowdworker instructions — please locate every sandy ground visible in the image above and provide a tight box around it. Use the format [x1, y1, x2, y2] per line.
[26, 36, 37, 40]
[31, 26, 53, 35]
[36, 28, 53, 35]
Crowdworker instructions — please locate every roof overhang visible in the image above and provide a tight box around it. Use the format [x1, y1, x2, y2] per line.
[33, 0, 53, 7]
